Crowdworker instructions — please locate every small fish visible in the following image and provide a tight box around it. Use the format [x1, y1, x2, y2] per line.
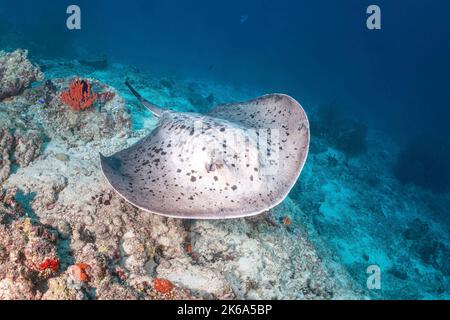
[240, 15, 249, 24]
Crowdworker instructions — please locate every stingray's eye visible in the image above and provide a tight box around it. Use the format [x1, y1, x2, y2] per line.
[205, 162, 215, 173]
[205, 161, 224, 173]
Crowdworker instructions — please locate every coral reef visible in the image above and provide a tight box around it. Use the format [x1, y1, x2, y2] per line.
[0, 129, 13, 183]
[403, 219, 450, 276]
[294, 130, 450, 299]
[0, 49, 44, 100]
[29, 78, 131, 145]
[13, 130, 44, 167]
[0, 128, 43, 183]
[0, 189, 59, 299]
[60, 79, 98, 111]
[1, 145, 358, 300]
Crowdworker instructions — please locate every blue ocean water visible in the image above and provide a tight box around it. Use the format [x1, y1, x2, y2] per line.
[1, 0, 450, 299]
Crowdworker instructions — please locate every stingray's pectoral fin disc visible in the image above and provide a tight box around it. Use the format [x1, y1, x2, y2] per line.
[100, 153, 122, 171]
[101, 151, 147, 213]
[100, 152, 130, 201]
[100, 93, 310, 220]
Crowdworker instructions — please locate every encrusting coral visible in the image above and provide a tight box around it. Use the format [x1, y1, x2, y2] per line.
[0, 49, 44, 100]
[60, 79, 98, 111]
[0, 129, 14, 183]
[0, 189, 60, 299]
[0, 128, 43, 183]
[153, 278, 174, 294]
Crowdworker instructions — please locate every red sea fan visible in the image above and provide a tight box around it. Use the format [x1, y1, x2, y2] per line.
[60, 79, 98, 111]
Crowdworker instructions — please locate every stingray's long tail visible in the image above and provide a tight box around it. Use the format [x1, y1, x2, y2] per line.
[125, 81, 165, 117]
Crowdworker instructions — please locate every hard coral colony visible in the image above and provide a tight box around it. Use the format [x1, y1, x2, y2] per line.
[60, 79, 98, 111]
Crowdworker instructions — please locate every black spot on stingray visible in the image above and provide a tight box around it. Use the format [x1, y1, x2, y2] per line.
[191, 176, 197, 182]
[231, 185, 238, 191]
[177, 169, 182, 173]
[250, 175, 254, 181]
[214, 176, 218, 181]
[220, 128, 225, 132]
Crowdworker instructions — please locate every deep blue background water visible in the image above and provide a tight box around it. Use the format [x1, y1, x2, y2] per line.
[2, 0, 450, 140]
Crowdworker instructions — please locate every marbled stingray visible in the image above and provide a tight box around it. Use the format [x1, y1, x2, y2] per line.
[100, 82, 310, 219]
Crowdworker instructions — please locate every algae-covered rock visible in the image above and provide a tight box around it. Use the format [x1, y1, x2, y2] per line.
[0, 128, 44, 183]
[0, 49, 44, 100]
[0, 189, 60, 300]
[0, 129, 13, 183]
